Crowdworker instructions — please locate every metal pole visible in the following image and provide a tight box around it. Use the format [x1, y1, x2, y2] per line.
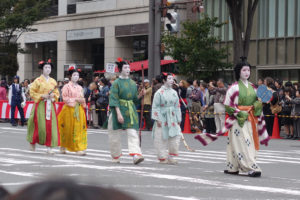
[148, 0, 155, 80]
[154, 0, 161, 77]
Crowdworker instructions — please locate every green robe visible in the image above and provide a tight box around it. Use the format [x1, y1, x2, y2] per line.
[109, 78, 139, 130]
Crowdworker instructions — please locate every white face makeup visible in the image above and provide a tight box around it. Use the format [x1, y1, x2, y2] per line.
[165, 75, 174, 87]
[240, 66, 250, 81]
[71, 72, 79, 83]
[121, 64, 131, 77]
[43, 64, 51, 76]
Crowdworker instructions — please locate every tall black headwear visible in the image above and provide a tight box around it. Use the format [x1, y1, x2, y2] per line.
[115, 57, 128, 72]
[234, 56, 251, 81]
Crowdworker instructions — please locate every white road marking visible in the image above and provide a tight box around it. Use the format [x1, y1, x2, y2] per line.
[0, 170, 40, 177]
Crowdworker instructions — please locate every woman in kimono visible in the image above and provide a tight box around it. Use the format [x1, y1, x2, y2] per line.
[27, 60, 60, 154]
[223, 57, 270, 177]
[108, 58, 144, 165]
[152, 72, 182, 164]
[58, 66, 87, 155]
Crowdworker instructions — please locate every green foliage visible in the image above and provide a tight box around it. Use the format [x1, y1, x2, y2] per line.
[162, 14, 232, 80]
[0, 0, 51, 76]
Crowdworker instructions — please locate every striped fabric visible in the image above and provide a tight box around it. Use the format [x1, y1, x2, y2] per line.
[195, 82, 270, 146]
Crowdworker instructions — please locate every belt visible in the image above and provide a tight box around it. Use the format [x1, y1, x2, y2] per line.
[238, 106, 259, 150]
[119, 99, 137, 125]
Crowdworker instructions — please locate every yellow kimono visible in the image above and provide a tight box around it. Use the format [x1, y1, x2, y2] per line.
[58, 82, 87, 152]
[27, 75, 60, 147]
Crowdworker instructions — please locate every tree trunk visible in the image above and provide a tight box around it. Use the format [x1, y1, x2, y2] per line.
[226, 0, 259, 65]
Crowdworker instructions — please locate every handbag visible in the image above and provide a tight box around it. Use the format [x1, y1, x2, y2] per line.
[270, 95, 282, 114]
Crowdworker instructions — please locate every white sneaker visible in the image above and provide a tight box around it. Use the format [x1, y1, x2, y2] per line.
[60, 147, 66, 154]
[133, 155, 144, 165]
[29, 144, 36, 151]
[46, 147, 55, 155]
[112, 158, 120, 163]
[76, 151, 86, 156]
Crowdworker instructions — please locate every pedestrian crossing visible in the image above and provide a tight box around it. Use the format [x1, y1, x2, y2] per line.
[1, 126, 300, 199]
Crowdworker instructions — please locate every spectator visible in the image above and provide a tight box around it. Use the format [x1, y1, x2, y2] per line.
[282, 88, 294, 139]
[263, 77, 280, 136]
[152, 75, 163, 99]
[57, 81, 64, 102]
[23, 79, 32, 101]
[275, 79, 284, 100]
[186, 79, 194, 111]
[88, 82, 100, 129]
[141, 79, 153, 131]
[97, 78, 110, 127]
[291, 88, 300, 140]
[189, 80, 203, 132]
[293, 82, 299, 91]
[178, 80, 188, 130]
[203, 82, 216, 134]
[64, 77, 69, 85]
[257, 78, 264, 86]
[212, 79, 227, 134]
[8, 76, 26, 126]
[0, 81, 7, 100]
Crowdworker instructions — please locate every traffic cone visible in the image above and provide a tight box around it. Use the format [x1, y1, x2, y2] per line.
[183, 110, 192, 134]
[223, 113, 229, 136]
[271, 114, 281, 139]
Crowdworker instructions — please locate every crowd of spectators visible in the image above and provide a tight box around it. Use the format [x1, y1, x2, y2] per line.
[1, 75, 300, 138]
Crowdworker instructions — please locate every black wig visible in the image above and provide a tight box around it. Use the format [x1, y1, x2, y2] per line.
[68, 66, 81, 76]
[234, 56, 251, 81]
[115, 57, 128, 73]
[38, 59, 54, 70]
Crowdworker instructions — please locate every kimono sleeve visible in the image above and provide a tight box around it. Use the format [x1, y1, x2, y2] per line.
[62, 85, 75, 106]
[224, 84, 240, 116]
[151, 91, 162, 121]
[52, 81, 60, 102]
[29, 79, 42, 103]
[109, 81, 120, 108]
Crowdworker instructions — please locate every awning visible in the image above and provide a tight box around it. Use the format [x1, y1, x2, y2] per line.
[94, 60, 177, 73]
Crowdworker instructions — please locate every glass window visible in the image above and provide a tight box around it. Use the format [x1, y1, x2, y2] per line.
[298, 0, 300, 35]
[214, 0, 220, 37]
[259, 0, 267, 38]
[268, 0, 276, 38]
[228, 18, 233, 41]
[287, 0, 295, 36]
[221, 0, 226, 41]
[206, 0, 213, 17]
[278, 0, 285, 37]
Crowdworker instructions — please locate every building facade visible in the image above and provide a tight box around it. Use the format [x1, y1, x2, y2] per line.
[17, 0, 149, 81]
[205, 0, 300, 83]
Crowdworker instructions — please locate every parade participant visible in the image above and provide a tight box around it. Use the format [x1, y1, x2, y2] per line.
[8, 76, 26, 126]
[151, 72, 182, 164]
[108, 58, 144, 164]
[58, 66, 87, 156]
[195, 57, 270, 177]
[222, 57, 270, 177]
[27, 60, 60, 154]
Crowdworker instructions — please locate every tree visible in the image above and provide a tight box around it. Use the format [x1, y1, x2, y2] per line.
[162, 14, 232, 80]
[225, 0, 259, 65]
[0, 0, 51, 76]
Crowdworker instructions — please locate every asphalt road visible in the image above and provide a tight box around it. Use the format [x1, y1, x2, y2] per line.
[0, 123, 300, 200]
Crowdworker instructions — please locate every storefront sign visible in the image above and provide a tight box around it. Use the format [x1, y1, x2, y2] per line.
[106, 63, 116, 73]
[115, 23, 148, 37]
[67, 28, 103, 41]
[24, 32, 58, 43]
